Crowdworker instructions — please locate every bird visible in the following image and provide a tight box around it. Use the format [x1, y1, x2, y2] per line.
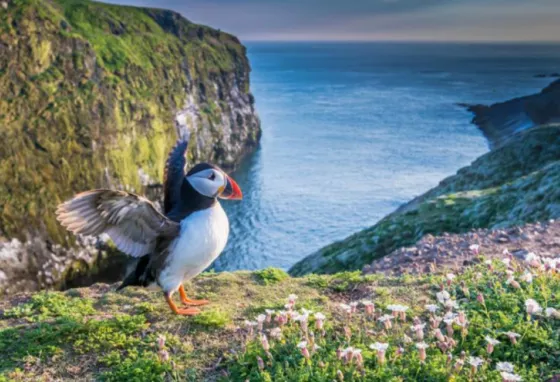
[56, 138, 242, 315]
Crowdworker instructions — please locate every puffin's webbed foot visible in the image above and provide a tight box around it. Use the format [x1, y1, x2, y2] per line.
[165, 292, 201, 315]
[179, 285, 209, 306]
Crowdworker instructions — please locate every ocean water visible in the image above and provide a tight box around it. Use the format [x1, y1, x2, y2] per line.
[215, 42, 560, 271]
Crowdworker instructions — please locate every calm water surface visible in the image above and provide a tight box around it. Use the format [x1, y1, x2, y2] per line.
[215, 42, 560, 271]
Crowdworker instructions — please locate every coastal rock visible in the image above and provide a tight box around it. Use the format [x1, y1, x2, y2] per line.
[363, 220, 560, 276]
[463, 79, 560, 149]
[0, 0, 260, 295]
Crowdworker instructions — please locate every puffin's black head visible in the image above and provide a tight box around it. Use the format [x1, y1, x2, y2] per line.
[186, 163, 242, 200]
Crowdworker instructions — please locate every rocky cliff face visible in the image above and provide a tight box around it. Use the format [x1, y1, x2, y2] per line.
[0, 0, 261, 294]
[465, 79, 560, 149]
[290, 125, 560, 276]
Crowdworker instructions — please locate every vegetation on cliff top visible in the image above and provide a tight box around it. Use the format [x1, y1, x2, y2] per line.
[0, 255, 558, 381]
[0, 0, 259, 246]
[290, 125, 560, 276]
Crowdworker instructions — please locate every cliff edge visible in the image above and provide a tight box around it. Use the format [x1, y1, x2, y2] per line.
[0, 0, 261, 294]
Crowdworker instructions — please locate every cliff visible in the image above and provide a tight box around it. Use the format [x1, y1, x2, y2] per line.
[465, 79, 560, 149]
[0, 0, 261, 294]
[290, 125, 560, 276]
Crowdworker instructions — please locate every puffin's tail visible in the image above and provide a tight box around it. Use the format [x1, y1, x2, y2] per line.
[117, 256, 154, 291]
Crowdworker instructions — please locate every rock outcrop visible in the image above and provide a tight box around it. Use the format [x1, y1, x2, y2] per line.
[0, 0, 261, 294]
[290, 125, 560, 276]
[465, 79, 560, 149]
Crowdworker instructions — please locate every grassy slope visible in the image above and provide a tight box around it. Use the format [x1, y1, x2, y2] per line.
[0, 261, 558, 381]
[290, 125, 560, 276]
[0, 0, 256, 245]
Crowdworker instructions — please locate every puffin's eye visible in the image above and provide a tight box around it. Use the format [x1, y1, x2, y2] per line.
[208, 172, 216, 181]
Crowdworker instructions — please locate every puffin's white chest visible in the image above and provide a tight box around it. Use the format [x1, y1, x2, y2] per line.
[159, 203, 229, 292]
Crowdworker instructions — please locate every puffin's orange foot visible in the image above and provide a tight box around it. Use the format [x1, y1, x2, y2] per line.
[182, 298, 209, 307]
[165, 292, 202, 316]
[179, 285, 209, 306]
[176, 307, 201, 316]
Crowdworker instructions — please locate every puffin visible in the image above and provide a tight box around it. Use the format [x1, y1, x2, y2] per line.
[56, 139, 242, 315]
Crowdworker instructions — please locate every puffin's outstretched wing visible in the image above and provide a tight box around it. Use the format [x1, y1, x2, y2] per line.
[163, 139, 189, 214]
[56, 190, 180, 257]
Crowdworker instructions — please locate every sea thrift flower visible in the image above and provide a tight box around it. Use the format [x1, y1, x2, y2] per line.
[468, 356, 484, 373]
[353, 349, 363, 366]
[257, 356, 265, 371]
[446, 273, 456, 286]
[396, 347, 404, 357]
[245, 320, 258, 336]
[496, 362, 515, 373]
[275, 311, 288, 326]
[288, 294, 298, 306]
[157, 335, 166, 350]
[257, 314, 266, 331]
[545, 307, 559, 318]
[314, 312, 326, 330]
[477, 293, 485, 305]
[158, 349, 170, 362]
[416, 342, 428, 362]
[343, 326, 352, 340]
[525, 299, 543, 315]
[362, 300, 375, 315]
[444, 318, 455, 336]
[388, 304, 409, 321]
[336, 348, 343, 360]
[429, 315, 442, 329]
[260, 334, 270, 351]
[454, 359, 464, 372]
[503, 331, 521, 345]
[469, 244, 480, 255]
[425, 304, 439, 314]
[337, 370, 344, 381]
[265, 309, 275, 323]
[485, 336, 500, 354]
[501, 372, 523, 381]
[433, 328, 445, 342]
[341, 347, 355, 364]
[403, 334, 413, 344]
[369, 342, 389, 365]
[269, 327, 282, 340]
[444, 299, 459, 310]
[506, 277, 520, 289]
[295, 314, 309, 333]
[485, 259, 494, 271]
[378, 315, 394, 330]
[502, 258, 511, 267]
[411, 323, 426, 340]
[457, 311, 467, 325]
[349, 301, 359, 313]
[298, 341, 310, 359]
[436, 291, 450, 304]
[339, 303, 352, 315]
[520, 272, 533, 284]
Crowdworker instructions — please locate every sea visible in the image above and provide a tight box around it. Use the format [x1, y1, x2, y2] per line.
[214, 42, 560, 271]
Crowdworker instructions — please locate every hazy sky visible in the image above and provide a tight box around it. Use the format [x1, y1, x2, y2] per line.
[101, 0, 560, 42]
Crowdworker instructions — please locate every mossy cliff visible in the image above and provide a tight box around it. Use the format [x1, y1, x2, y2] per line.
[0, 0, 261, 294]
[290, 125, 560, 276]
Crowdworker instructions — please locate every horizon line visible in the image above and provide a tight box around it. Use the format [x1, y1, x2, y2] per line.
[241, 39, 560, 44]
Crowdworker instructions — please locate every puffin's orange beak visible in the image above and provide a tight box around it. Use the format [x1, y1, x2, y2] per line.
[219, 174, 242, 200]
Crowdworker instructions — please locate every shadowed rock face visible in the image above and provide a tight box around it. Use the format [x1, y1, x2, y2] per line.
[465, 79, 560, 149]
[0, 0, 260, 295]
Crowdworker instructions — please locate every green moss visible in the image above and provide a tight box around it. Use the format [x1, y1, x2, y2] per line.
[253, 267, 290, 286]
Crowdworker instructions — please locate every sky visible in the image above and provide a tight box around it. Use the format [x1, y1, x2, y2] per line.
[101, 0, 560, 42]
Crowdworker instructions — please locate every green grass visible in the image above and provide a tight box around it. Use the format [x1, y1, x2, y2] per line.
[0, 261, 557, 381]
